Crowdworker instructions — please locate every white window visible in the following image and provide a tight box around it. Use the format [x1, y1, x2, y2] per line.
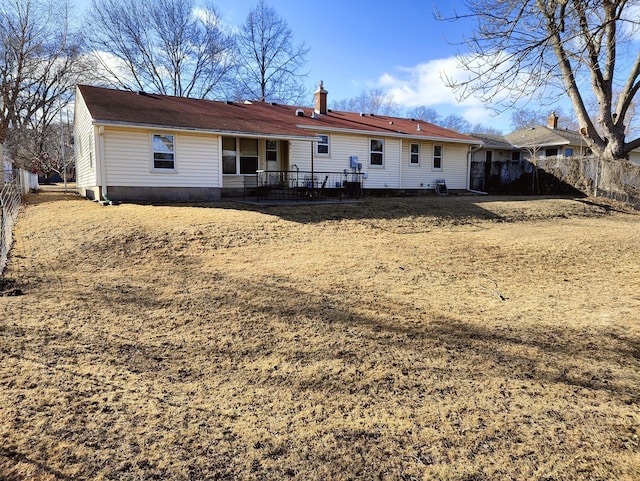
[152, 133, 175, 170]
[317, 134, 329, 155]
[266, 139, 278, 162]
[222, 137, 259, 174]
[370, 138, 384, 166]
[410, 143, 420, 165]
[222, 137, 237, 174]
[433, 144, 443, 171]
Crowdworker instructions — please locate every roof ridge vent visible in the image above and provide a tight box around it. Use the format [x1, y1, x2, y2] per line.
[360, 112, 365, 117]
[295, 108, 305, 117]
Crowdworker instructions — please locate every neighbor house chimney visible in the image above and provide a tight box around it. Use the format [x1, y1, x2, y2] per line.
[314, 80, 328, 115]
[547, 111, 559, 129]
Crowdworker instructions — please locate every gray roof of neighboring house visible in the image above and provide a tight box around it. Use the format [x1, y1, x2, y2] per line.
[469, 133, 519, 149]
[505, 126, 585, 148]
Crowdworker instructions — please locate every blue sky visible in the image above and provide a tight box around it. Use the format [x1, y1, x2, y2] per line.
[73, 0, 521, 132]
[214, 0, 506, 127]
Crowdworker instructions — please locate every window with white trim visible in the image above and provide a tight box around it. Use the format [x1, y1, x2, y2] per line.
[316, 135, 329, 155]
[410, 143, 420, 165]
[222, 137, 237, 174]
[266, 139, 278, 162]
[433, 144, 443, 171]
[370, 138, 384, 166]
[152, 133, 175, 170]
[222, 136, 259, 174]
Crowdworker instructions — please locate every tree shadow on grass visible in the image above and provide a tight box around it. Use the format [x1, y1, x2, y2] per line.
[235, 275, 640, 402]
[0, 445, 71, 481]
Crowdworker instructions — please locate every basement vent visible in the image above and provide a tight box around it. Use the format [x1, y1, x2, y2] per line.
[295, 109, 305, 117]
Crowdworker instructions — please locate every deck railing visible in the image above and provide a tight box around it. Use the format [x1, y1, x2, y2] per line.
[249, 170, 365, 202]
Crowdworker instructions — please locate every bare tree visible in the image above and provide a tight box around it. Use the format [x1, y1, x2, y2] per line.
[439, 0, 640, 160]
[332, 88, 400, 116]
[85, 0, 235, 99]
[235, 0, 309, 103]
[407, 106, 441, 123]
[0, 0, 84, 166]
[511, 107, 578, 131]
[440, 114, 471, 133]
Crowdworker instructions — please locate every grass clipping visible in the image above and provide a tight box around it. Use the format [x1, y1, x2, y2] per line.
[1, 193, 640, 480]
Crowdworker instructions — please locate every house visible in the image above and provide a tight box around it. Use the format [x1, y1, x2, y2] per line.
[467, 113, 597, 192]
[504, 112, 591, 159]
[73, 82, 482, 202]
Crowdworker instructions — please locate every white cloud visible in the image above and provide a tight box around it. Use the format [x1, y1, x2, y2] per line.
[376, 57, 515, 131]
[378, 57, 483, 108]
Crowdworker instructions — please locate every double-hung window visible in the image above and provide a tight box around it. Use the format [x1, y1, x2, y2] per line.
[222, 136, 259, 174]
[266, 139, 278, 162]
[410, 143, 420, 165]
[152, 133, 175, 170]
[370, 138, 384, 166]
[433, 144, 443, 171]
[316, 135, 329, 155]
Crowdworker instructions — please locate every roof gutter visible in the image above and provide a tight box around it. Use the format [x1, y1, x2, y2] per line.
[297, 124, 482, 145]
[91, 120, 320, 142]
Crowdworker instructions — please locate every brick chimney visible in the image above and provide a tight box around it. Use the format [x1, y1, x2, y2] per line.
[547, 111, 559, 129]
[314, 80, 328, 115]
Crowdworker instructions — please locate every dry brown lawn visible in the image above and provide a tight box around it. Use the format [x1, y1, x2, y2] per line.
[1, 192, 640, 481]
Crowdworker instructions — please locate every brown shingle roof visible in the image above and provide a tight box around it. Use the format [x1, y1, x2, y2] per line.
[77, 85, 480, 144]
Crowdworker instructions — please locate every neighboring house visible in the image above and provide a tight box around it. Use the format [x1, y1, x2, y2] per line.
[504, 112, 591, 159]
[73, 83, 481, 202]
[466, 113, 595, 192]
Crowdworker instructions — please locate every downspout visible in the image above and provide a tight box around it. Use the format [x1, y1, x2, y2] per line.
[310, 141, 314, 184]
[98, 125, 107, 199]
[399, 139, 403, 189]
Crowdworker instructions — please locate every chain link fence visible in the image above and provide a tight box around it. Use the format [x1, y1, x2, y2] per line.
[1, 174, 23, 275]
[537, 156, 640, 209]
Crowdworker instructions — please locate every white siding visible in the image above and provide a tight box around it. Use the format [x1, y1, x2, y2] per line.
[103, 128, 220, 188]
[291, 134, 404, 188]
[292, 134, 469, 190]
[73, 90, 97, 189]
[400, 141, 469, 190]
